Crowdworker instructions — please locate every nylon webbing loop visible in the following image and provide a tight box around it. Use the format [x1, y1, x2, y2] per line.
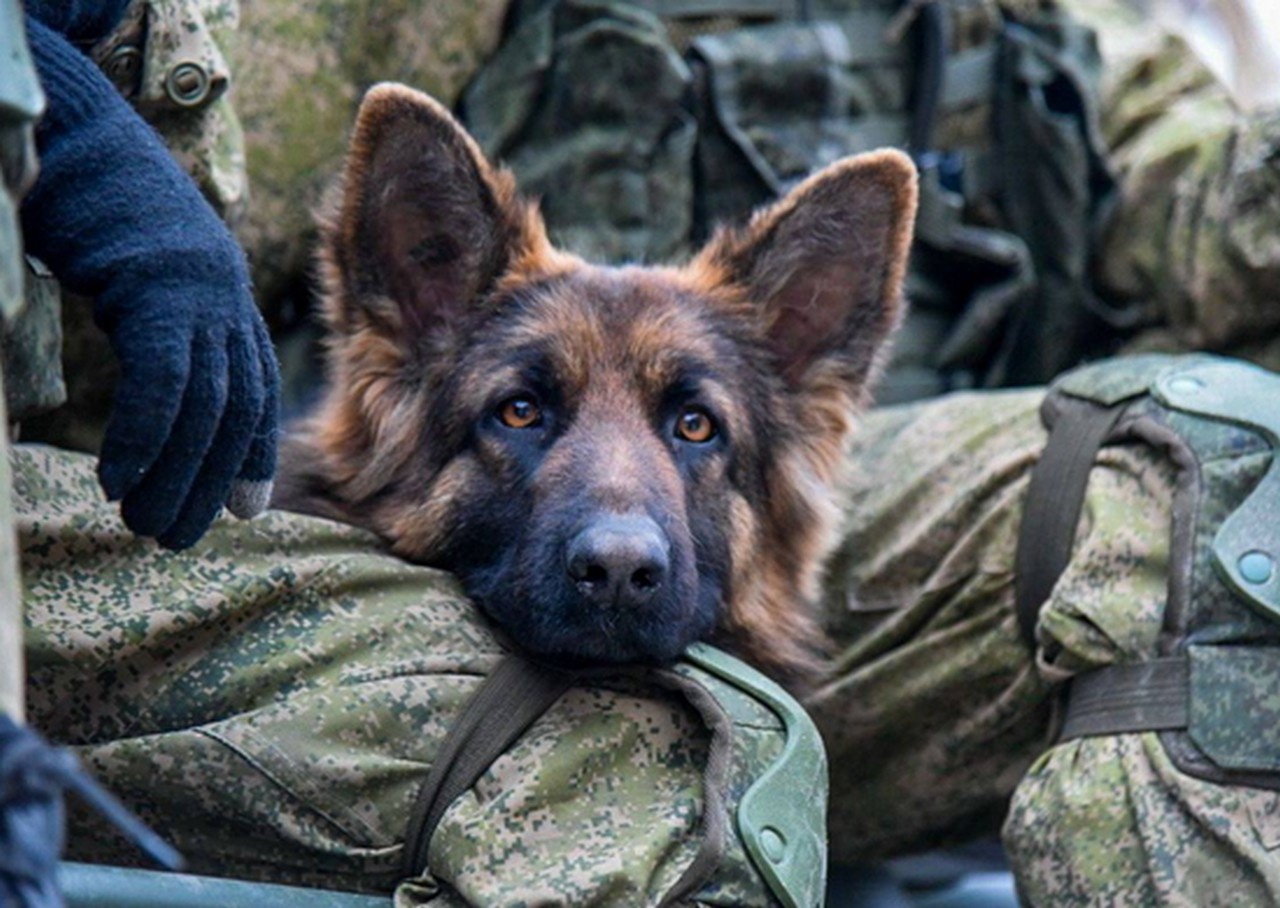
[402, 656, 573, 878]
[1014, 397, 1125, 649]
[1059, 657, 1189, 741]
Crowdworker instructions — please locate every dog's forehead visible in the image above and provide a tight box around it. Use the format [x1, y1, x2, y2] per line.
[489, 265, 743, 397]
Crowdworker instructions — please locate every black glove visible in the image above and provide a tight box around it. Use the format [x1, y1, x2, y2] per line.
[21, 16, 279, 550]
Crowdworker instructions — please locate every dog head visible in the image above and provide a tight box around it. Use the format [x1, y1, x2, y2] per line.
[283, 83, 916, 681]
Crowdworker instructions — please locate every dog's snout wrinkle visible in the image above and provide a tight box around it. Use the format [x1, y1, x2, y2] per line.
[566, 514, 669, 608]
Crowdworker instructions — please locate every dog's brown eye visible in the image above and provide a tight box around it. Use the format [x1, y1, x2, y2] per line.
[675, 406, 717, 443]
[499, 396, 542, 429]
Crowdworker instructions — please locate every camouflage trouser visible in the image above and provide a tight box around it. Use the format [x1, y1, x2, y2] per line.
[16, 445, 796, 906]
[18, 385, 1280, 904]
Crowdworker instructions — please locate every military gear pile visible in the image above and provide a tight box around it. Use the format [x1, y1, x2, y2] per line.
[461, 0, 1118, 402]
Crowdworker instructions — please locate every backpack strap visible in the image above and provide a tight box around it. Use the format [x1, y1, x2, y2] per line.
[1013, 395, 1125, 649]
[1014, 375, 1194, 743]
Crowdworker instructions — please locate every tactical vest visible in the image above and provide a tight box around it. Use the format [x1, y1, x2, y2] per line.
[461, 0, 1123, 403]
[1017, 355, 1280, 788]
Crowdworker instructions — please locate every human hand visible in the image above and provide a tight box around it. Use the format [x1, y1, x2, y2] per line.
[21, 15, 279, 549]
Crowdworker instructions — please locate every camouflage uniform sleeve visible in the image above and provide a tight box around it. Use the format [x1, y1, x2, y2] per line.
[1059, 0, 1280, 369]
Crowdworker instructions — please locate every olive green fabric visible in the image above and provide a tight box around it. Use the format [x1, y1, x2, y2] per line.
[90, 0, 247, 224]
[460, 0, 1121, 402]
[463, 0, 1280, 401]
[232, 0, 509, 316]
[1001, 356, 1280, 906]
[810, 388, 1059, 860]
[16, 444, 812, 906]
[18, 354, 1280, 903]
[463, 0, 696, 266]
[1047, 356, 1280, 787]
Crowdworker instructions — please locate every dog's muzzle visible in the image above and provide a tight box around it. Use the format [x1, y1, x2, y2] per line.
[565, 513, 670, 610]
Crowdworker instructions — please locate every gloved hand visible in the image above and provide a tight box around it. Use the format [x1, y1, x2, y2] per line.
[20, 17, 279, 550]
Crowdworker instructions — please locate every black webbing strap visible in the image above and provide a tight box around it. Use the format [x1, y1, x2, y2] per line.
[1058, 657, 1189, 741]
[1014, 397, 1126, 649]
[1015, 394, 1194, 741]
[903, 0, 949, 161]
[402, 655, 573, 878]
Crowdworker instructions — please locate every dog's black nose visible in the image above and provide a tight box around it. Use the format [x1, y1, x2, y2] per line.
[566, 515, 669, 608]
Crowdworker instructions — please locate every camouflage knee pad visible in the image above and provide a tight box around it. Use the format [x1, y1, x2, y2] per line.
[16, 445, 823, 907]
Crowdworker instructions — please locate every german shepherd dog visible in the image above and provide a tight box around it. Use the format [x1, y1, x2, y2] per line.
[276, 84, 917, 684]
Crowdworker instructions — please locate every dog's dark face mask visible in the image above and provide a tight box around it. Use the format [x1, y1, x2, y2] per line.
[423, 269, 784, 663]
[280, 83, 917, 680]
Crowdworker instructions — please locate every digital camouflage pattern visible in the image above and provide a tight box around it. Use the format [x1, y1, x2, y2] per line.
[90, 0, 247, 224]
[463, 0, 1280, 399]
[460, 0, 1118, 400]
[1060, 0, 1280, 373]
[20, 353, 1280, 904]
[809, 385, 1176, 858]
[1002, 356, 1280, 905]
[230, 0, 509, 314]
[1008, 732, 1280, 907]
[16, 443, 808, 906]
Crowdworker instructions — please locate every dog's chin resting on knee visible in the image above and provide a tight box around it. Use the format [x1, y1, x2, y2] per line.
[273, 82, 918, 689]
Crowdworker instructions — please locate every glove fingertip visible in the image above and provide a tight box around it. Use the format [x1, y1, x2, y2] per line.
[98, 457, 145, 502]
[156, 521, 208, 552]
[227, 478, 273, 520]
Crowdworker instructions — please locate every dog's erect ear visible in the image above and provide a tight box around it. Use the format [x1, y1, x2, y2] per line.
[699, 150, 918, 389]
[325, 83, 543, 335]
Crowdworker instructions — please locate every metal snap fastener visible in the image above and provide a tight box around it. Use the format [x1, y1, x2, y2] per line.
[165, 62, 211, 108]
[759, 826, 787, 863]
[104, 45, 142, 93]
[1166, 375, 1206, 396]
[1239, 551, 1274, 585]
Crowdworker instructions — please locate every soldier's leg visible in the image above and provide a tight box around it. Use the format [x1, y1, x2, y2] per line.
[1006, 731, 1280, 906]
[812, 368, 1280, 902]
[17, 443, 813, 906]
[806, 388, 1057, 862]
